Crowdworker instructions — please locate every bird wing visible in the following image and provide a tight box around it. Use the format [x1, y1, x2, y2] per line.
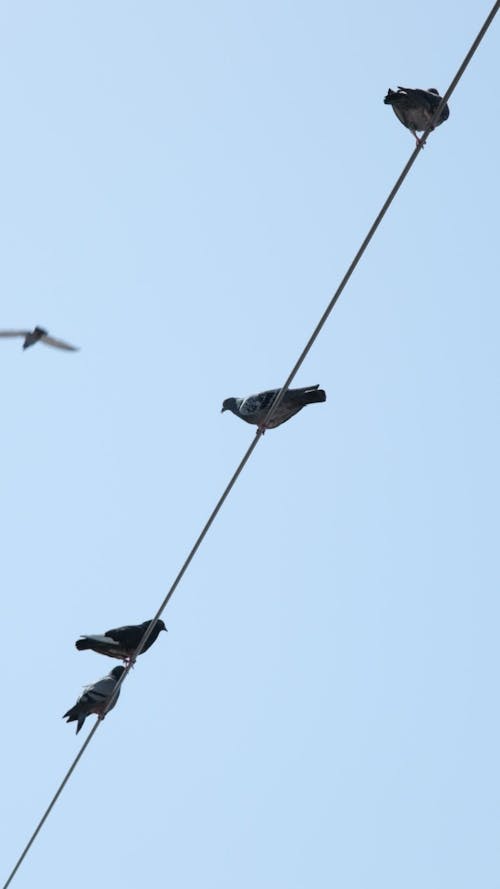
[85, 675, 116, 703]
[240, 389, 277, 417]
[41, 335, 79, 351]
[0, 330, 29, 338]
[106, 624, 134, 637]
[106, 624, 140, 646]
[397, 87, 435, 105]
[85, 634, 122, 650]
[288, 384, 320, 396]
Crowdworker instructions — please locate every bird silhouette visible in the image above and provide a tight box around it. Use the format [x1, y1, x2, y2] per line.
[75, 619, 167, 663]
[384, 87, 449, 146]
[222, 384, 327, 431]
[0, 326, 79, 351]
[63, 666, 125, 734]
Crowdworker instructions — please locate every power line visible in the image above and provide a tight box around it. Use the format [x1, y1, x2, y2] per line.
[1, 436, 261, 889]
[255, 0, 500, 430]
[3, 3, 499, 886]
[2, 723, 101, 889]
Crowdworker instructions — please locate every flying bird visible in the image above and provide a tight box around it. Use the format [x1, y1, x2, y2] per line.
[63, 665, 125, 734]
[221, 384, 327, 431]
[383, 87, 449, 145]
[75, 619, 167, 662]
[0, 326, 79, 351]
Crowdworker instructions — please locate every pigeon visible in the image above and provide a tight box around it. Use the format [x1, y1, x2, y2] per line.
[0, 326, 79, 351]
[75, 619, 167, 662]
[221, 384, 327, 431]
[63, 665, 125, 734]
[384, 87, 449, 145]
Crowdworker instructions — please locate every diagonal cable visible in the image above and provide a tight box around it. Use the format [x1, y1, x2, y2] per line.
[258, 0, 500, 427]
[2, 437, 261, 889]
[3, 2, 499, 886]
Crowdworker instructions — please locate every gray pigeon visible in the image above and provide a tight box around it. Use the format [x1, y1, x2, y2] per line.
[0, 326, 79, 351]
[63, 665, 125, 734]
[221, 384, 327, 431]
[384, 87, 449, 145]
[75, 619, 167, 662]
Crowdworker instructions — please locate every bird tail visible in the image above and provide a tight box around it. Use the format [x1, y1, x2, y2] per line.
[63, 705, 78, 722]
[63, 704, 87, 734]
[63, 704, 86, 733]
[305, 389, 326, 405]
[296, 386, 327, 406]
[75, 638, 94, 651]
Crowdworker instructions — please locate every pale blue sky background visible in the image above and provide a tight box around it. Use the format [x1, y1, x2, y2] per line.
[1, 2, 499, 887]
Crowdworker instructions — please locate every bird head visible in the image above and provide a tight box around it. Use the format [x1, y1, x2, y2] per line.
[111, 666, 126, 679]
[221, 397, 238, 414]
[143, 618, 167, 634]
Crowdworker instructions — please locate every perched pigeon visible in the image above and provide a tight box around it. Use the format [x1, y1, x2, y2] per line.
[75, 619, 167, 662]
[384, 87, 449, 145]
[0, 326, 79, 351]
[221, 384, 327, 431]
[63, 665, 125, 734]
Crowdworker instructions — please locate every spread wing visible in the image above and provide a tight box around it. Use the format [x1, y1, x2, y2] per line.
[0, 330, 29, 339]
[41, 335, 79, 351]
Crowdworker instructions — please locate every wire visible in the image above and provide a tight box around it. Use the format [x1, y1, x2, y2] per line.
[1, 437, 261, 889]
[258, 0, 500, 429]
[3, 3, 499, 886]
[2, 723, 100, 889]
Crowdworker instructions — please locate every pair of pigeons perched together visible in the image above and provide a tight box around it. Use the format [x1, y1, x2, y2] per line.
[63, 618, 166, 733]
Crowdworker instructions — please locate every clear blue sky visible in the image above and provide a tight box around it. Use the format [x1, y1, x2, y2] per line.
[2, 2, 499, 887]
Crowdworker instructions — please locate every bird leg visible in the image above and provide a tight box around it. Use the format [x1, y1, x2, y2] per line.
[412, 129, 427, 149]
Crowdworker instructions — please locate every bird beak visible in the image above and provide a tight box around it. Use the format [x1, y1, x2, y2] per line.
[163, 627, 168, 632]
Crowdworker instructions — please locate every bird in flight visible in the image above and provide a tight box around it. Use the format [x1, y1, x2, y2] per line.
[75, 619, 167, 663]
[383, 87, 449, 146]
[0, 326, 79, 351]
[221, 384, 327, 432]
[63, 666, 125, 734]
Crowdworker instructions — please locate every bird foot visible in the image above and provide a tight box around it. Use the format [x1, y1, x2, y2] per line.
[256, 426, 266, 436]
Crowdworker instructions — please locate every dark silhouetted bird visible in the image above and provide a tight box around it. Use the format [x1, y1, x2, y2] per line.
[221, 384, 326, 431]
[0, 326, 79, 351]
[384, 87, 449, 145]
[63, 665, 125, 734]
[75, 619, 167, 662]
